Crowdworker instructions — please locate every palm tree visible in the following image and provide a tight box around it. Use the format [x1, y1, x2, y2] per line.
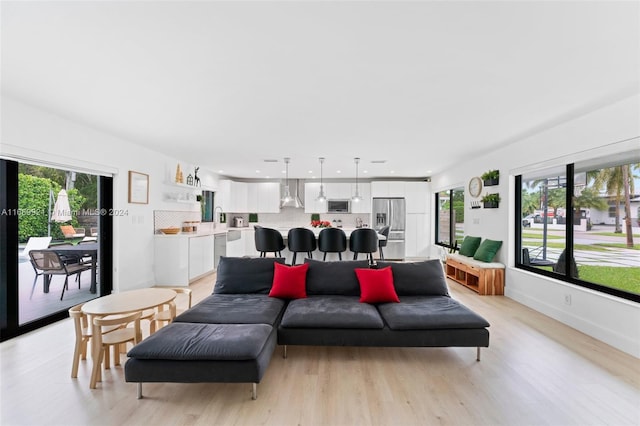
[573, 187, 608, 211]
[520, 188, 540, 215]
[592, 164, 637, 246]
[592, 166, 625, 233]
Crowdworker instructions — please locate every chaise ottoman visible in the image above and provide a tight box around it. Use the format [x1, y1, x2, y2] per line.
[125, 322, 276, 400]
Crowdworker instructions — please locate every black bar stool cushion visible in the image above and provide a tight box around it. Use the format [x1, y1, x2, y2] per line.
[318, 227, 347, 259]
[255, 227, 286, 256]
[349, 228, 378, 260]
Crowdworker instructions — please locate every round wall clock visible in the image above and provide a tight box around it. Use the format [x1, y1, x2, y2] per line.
[469, 176, 483, 198]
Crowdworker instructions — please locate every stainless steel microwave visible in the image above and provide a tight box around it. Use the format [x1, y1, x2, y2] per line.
[327, 199, 350, 213]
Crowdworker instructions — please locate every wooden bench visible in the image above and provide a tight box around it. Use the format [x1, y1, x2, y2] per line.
[445, 253, 505, 295]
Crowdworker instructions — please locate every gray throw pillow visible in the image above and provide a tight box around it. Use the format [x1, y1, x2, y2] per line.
[376, 260, 449, 296]
[304, 259, 370, 296]
[214, 256, 285, 294]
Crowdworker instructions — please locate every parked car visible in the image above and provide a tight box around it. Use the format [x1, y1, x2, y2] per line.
[522, 214, 537, 227]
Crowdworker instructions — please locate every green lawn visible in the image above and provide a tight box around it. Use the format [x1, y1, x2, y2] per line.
[531, 265, 640, 294]
[592, 232, 640, 238]
[593, 243, 639, 250]
[578, 266, 640, 294]
[522, 232, 563, 239]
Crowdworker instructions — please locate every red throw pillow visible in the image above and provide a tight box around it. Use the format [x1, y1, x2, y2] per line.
[269, 262, 309, 299]
[355, 266, 400, 303]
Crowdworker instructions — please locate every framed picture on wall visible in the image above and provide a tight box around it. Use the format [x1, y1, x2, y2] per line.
[128, 171, 149, 204]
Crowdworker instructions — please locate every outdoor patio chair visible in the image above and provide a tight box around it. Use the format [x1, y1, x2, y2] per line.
[28, 250, 91, 300]
[60, 225, 85, 239]
[18, 236, 52, 262]
[522, 247, 556, 267]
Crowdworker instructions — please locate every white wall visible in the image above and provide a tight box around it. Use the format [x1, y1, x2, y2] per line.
[1, 96, 219, 292]
[431, 94, 640, 357]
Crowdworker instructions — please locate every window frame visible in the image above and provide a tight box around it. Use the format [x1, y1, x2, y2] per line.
[435, 188, 463, 251]
[515, 164, 639, 303]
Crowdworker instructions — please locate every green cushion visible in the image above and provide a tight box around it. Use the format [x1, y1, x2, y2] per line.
[473, 239, 503, 262]
[459, 236, 481, 257]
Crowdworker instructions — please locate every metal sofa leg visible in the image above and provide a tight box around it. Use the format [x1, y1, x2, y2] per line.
[251, 383, 257, 400]
[137, 383, 143, 399]
[283, 345, 287, 359]
[477, 347, 481, 362]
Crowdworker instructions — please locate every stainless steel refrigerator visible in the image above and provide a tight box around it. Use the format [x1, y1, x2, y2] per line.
[372, 198, 406, 260]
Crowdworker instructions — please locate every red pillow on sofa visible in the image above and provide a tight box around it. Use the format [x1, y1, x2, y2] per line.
[355, 266, 400, 303]
[269, 262, 309, 299]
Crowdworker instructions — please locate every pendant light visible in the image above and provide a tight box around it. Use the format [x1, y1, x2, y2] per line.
[351, 157, 362, 203]
[281, 157, 304, 208]
[281, 157, 293, 206]
[316, 157, 327, 202]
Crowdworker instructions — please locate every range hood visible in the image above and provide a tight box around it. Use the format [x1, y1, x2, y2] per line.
[281, 179, 304, 209]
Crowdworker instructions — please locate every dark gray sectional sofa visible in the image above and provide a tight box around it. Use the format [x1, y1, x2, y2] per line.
[125, 256, 490, 399]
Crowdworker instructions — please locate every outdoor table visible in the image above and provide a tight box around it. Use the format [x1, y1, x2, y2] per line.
[44, 242, 99, 293]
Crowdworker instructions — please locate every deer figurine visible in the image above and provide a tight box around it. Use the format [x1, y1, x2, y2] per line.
[194, 167, 201, 187]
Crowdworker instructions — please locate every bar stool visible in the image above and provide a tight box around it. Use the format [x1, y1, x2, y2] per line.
[318, 227, 347, 260]
[287, 227, 317, 264]
[349, 228, 379, 263]
[377, 226, 390, 260]
[255, 226, 285, 258]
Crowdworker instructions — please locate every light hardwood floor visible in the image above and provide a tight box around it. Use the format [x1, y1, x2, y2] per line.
[1, 272, 639, 426]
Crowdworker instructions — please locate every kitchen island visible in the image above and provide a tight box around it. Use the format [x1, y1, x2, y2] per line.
[154, 225, 390, 286]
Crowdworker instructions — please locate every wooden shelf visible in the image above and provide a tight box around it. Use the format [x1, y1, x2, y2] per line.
[446, 257, 504, 295]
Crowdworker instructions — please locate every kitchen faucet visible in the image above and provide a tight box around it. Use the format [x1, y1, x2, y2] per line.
[214, 206, 224, 227]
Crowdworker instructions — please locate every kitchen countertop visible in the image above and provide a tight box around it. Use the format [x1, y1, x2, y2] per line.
[155, 225, 384, 239]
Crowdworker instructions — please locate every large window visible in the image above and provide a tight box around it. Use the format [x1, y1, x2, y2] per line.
[516, 152, 639, 303]
[436, 187, 464, 250]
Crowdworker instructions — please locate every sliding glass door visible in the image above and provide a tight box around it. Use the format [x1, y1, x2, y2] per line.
[1, 159, 113, 340]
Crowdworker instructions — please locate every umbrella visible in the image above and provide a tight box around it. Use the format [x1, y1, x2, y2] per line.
[51, 189, 72, 223]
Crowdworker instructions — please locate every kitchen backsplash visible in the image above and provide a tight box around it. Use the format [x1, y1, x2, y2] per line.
[153, 210, 201, 233]
[226, 209, 370, 229]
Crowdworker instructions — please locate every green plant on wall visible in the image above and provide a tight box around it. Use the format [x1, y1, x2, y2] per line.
[481, 193, 501, 203]
[481, 170, 500, 181]
[481, 193, 501, 204]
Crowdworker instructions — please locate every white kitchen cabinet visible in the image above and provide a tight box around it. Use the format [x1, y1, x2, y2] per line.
[232, 181, 248, 212]
[218, 180, 232, 212]
[405, 213, 430, 259]
[222, 181, 280, 213]
[325, 182, 351, 199]
[304, 182, 327, 213]
[226, 229, 245, 257]
[371, 181, 406, 198]
[244, 229, 258, 257]
[405, 182, 430, 213]
[155, 234, 215, 286]
[256, 182, 280, 213]
[246, 183, 258, 212]
[227, 181, 248, 212]
[189, 235, 215, 281]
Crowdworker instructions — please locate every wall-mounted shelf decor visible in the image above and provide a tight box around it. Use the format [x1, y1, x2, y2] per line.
[481, 193, 501, 209]
[470, 201, 482, 209]
[481, 169, 500, 187]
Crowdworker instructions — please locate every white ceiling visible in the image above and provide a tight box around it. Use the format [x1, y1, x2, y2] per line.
[2, 1, 638, 179]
